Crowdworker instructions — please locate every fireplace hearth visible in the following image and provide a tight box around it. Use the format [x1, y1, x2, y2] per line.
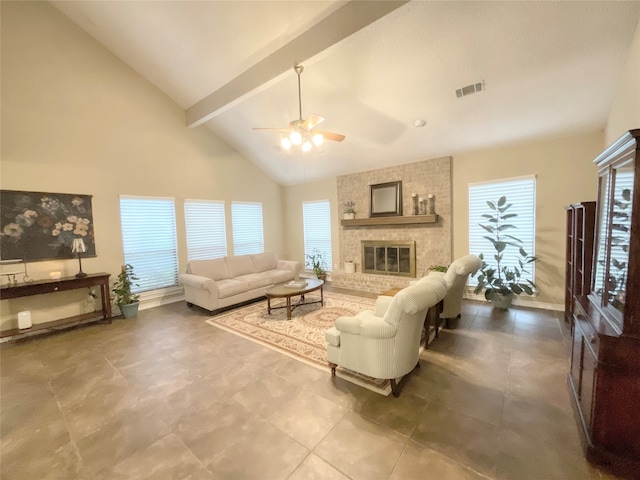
[362, 240, 416, 278]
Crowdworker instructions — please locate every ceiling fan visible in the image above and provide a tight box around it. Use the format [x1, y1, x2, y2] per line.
[253, 64, 345, 151]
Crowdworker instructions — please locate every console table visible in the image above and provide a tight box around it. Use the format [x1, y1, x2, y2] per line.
[0, 273, 112, 338]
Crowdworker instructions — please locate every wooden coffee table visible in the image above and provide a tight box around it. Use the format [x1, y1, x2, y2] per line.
[265, 278, 324, 320]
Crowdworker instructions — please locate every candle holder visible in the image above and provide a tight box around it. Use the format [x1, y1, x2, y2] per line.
[427, 194, 436, 215]
[412, 195, 419, 215]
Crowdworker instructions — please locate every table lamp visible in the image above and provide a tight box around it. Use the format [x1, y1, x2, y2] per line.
[71, 238, 87, 278]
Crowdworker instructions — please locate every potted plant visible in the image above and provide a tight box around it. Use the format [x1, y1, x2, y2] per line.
[428, 264, 448, 273]
[112, 263, 140, 318]
[305, 248, 327, 280]
[342, 201, 356, 220]
[472, 196, 537, 309]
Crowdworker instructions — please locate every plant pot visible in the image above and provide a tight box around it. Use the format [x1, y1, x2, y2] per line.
[491, 293, 513, 310]
[317, 273, 327, 281]
[344, 261, 356, 274]
[343, 213, 355, 220]
[120, 301, 140, 318]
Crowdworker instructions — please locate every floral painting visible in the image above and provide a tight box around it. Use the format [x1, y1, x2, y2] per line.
[1, 190, 96, 261]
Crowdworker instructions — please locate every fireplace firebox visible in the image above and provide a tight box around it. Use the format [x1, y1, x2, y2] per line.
[361, 240, 416, 277]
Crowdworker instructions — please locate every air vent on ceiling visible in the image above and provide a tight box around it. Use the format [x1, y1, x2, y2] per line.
[456, 81, 485, 98]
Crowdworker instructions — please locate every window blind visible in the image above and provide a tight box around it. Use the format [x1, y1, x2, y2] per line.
[468, 176, 536, 285]
[119, 195, 179, 293]
[303, 200, 332, 272]
[231, 202, 264, 255]
[184, 200, 227, 261]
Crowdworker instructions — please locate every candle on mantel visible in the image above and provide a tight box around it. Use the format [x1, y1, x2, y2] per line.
[428, 194, 434, 199]
[411, 193, 417, 198]
[418, 197, 424, 202]
[49, 271, 62, 280]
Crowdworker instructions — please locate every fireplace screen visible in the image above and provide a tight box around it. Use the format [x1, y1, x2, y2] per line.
[361, 240, 416, 277]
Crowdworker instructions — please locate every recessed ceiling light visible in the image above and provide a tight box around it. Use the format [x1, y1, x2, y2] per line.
[414, 119, 427, 128]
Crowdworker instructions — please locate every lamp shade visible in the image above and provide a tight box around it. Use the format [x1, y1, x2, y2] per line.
[71, 238, 87, 254]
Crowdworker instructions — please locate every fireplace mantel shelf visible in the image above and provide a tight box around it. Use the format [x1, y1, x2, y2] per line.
[341, 214, 439, 227]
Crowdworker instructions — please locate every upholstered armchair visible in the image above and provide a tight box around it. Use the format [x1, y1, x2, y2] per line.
[325, 280, 446, 397]
[426, 254, 482, 328]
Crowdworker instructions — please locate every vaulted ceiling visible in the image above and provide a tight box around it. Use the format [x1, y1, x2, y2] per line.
[51, 1, 640, 185]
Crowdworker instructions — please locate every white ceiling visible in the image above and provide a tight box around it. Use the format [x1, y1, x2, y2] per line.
[51, 1, 640, 186]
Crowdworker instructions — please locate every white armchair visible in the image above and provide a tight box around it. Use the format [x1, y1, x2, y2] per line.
[427, 254, 482, 328]
[325, 280, 446, 397]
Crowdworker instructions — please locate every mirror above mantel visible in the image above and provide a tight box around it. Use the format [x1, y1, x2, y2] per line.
[370, 181, 402, 217]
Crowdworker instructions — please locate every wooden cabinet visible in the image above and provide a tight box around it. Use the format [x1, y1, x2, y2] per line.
[568, 130, 640, 478]
[564, 202, 596, 323]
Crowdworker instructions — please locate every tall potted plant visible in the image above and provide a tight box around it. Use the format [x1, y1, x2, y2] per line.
[472, 196, 537, 309]
[305, 248, 327, 281]
[112, 263, 140, 318]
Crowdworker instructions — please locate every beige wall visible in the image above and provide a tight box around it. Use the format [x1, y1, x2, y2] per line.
[606, 16, 640, 144]
[452, 132, 603, 308]
[0, 2, 285, 329]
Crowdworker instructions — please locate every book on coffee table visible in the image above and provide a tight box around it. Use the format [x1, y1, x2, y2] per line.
[284, 280, 308, 288]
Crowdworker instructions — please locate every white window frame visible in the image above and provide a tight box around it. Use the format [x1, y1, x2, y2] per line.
[468, 176, 536, 286]
[231, 201, 264, 255]
[302, 200, 333, 272]
[119, 195, 179, 294]
[184, 199, 227, 261]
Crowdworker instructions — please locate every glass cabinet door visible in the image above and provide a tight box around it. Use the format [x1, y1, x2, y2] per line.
[606, 159, 634, 315]
[593, 171, 611, 302]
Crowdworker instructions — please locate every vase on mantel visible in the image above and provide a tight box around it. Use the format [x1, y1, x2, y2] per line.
[343, 213, 355, 220]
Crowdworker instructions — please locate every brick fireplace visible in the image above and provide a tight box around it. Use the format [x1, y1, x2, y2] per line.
[332, 156, 452, 294]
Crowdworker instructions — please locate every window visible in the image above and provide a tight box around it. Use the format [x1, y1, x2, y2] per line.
[119, 195, 178, 293]
[468, 176, 536, 285]
[231, 202, 264, 255]
[303, 200, 332, 272]
[184, 200, 227, 261]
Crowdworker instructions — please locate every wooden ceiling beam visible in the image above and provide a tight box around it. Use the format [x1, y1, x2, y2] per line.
[185, 0, 408, 127]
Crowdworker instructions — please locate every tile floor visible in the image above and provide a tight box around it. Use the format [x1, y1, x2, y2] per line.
[0, 289, 623, 480]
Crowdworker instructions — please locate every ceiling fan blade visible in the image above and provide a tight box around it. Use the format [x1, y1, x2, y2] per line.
[302, 113, 324, 130]
[316, 130, 345, 142]
[252, 127, 289, 132]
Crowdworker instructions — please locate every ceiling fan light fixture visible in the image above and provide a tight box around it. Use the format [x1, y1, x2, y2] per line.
[290, 131, 302, 145]
[301, 140, 312, 152]
[280, 137, 292, 150]
[312, 133, 324, 146]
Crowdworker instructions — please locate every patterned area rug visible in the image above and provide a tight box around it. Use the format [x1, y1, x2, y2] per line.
[205, 291, 393, 395]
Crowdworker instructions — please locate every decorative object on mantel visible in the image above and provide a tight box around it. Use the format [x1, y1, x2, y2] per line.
[0, 190, 96, 262]
[427, 194, 436, 215]
[342, 201, 356, 220]
[370, 181, 402, 217]
[112, 264, 140, 318]
[419, 197, 426, 215]
[72, 238, 87, 278]
[472, 196, 537, 309]
[411, 193, 419, 215]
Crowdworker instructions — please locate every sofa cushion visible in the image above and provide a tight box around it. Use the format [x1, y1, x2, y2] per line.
[262, 269, 295, 285]
[225, 254, 255, 277]
[251, 252, 278, 272]
[188, 258, 230, 281]
[234, 273, 272, 290]
[217, 279, 251, 299]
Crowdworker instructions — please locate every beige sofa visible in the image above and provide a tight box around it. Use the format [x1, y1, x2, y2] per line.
[180, 252, 301, 313]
